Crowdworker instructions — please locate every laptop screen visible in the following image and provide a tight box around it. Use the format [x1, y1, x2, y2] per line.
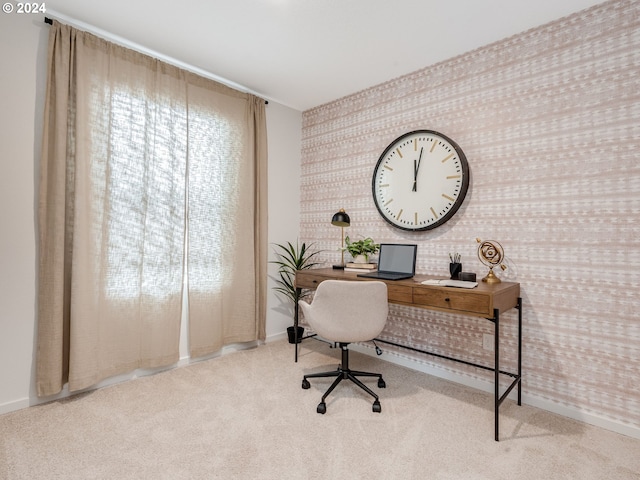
[377, 244, 417, 274]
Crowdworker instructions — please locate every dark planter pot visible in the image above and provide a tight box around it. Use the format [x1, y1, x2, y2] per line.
[287, 326, 305, 344]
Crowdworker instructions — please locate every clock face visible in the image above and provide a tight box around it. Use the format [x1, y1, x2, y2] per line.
[372, 130, 469, 231]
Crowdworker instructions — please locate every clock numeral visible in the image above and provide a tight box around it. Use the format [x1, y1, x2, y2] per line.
[384, 199, 394, 207]
[430, 207, 437, 219]
[430, 139, 437, 153]
[441, 153, 454, 163]
[447, 175, 462, 180]
[414, 212, 418, 225]
[396, 148, 403, 158]
[384, 165, 393, 171]
[396, 209, 404, 220]
[442, 194, 455, 202]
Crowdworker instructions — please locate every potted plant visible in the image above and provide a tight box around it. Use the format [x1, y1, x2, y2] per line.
[271, 240, 322, 343]
[344, 236, 380, 263]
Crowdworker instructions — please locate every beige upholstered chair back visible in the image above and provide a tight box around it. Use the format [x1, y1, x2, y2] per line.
[298, 280, 388, 343]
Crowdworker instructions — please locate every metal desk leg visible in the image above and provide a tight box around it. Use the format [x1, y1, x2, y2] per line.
[517, 297, 522, 406]
[494, 308, 500, 441]
[494, 299, 523, 440]
[294, 287, 301, 362]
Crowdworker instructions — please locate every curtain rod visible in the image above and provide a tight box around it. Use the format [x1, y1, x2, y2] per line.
[43, 16, 268, 105]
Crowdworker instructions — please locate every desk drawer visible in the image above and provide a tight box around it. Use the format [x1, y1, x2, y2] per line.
[295, 273, 413, 305]
[413, 289, 490, 316]
[294, 273, 326, 290]
[388, 284, 413, 304]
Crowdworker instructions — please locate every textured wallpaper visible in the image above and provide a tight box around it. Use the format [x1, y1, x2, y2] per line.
[300, 0, 639, 432]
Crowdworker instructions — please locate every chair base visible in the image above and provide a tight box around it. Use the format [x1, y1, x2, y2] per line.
[302, 342, 385, 413]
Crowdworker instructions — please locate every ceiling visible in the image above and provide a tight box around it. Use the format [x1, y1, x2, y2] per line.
[46, 0, 607, 111]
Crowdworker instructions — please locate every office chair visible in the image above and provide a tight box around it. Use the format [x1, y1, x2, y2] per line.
[299, 279, 389, 413]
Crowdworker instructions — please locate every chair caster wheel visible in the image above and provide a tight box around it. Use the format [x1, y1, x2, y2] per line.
[378, 378, 386, 388]
[302, 379, 310, 389]
[372, 400, 381, 413]
[317, 402, 326, 414]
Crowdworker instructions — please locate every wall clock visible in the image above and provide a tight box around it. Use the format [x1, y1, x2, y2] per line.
[372, 130, 470, 231]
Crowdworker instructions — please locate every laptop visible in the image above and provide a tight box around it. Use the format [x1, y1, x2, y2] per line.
[357, 243, 417, 281]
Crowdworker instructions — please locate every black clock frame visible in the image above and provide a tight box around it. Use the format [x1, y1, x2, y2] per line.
[371, 129, 470, 231]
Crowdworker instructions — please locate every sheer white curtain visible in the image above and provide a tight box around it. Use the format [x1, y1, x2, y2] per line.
[36, 21, 267, 396]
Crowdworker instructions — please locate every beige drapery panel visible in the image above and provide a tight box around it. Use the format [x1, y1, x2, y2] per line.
[37, 21, 267, 396]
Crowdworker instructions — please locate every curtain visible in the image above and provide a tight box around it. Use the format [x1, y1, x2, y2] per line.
[36, 21, 267, 396]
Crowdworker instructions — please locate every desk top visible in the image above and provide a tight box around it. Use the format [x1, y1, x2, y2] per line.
[295, 268, 520, 319]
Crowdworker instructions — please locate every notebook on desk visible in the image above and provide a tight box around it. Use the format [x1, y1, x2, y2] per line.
[357, 243, 417, 281]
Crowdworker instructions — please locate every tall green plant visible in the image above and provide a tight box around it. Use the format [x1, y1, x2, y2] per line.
[271, 241, 322, 320]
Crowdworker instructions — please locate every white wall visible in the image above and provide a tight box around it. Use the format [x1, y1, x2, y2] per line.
[0, 13, 301, 414]
[0, 14, 47, 413]
[265, 103, 302, 340]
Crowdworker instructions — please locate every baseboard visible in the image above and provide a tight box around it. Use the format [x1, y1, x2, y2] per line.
[0, 397, 30, 416]
[265, 331, 288, 343]
[351, 342, 640, 441]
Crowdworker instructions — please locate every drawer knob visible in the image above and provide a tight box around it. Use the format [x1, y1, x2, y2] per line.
[444, 297, 450, 302]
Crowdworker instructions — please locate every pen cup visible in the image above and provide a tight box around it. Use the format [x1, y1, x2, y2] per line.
[449, 262, 462, 280]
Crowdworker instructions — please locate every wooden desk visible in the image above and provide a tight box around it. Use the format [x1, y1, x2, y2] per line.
[294, 268, 522, 441]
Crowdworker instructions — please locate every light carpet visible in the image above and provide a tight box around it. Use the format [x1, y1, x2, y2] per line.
[1, 339, 638, 479]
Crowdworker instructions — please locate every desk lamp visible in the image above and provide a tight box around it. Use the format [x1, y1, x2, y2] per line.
[331, 208, 350, 269]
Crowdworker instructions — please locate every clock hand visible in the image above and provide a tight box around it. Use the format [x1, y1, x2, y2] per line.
[412, 147, 423, 192]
